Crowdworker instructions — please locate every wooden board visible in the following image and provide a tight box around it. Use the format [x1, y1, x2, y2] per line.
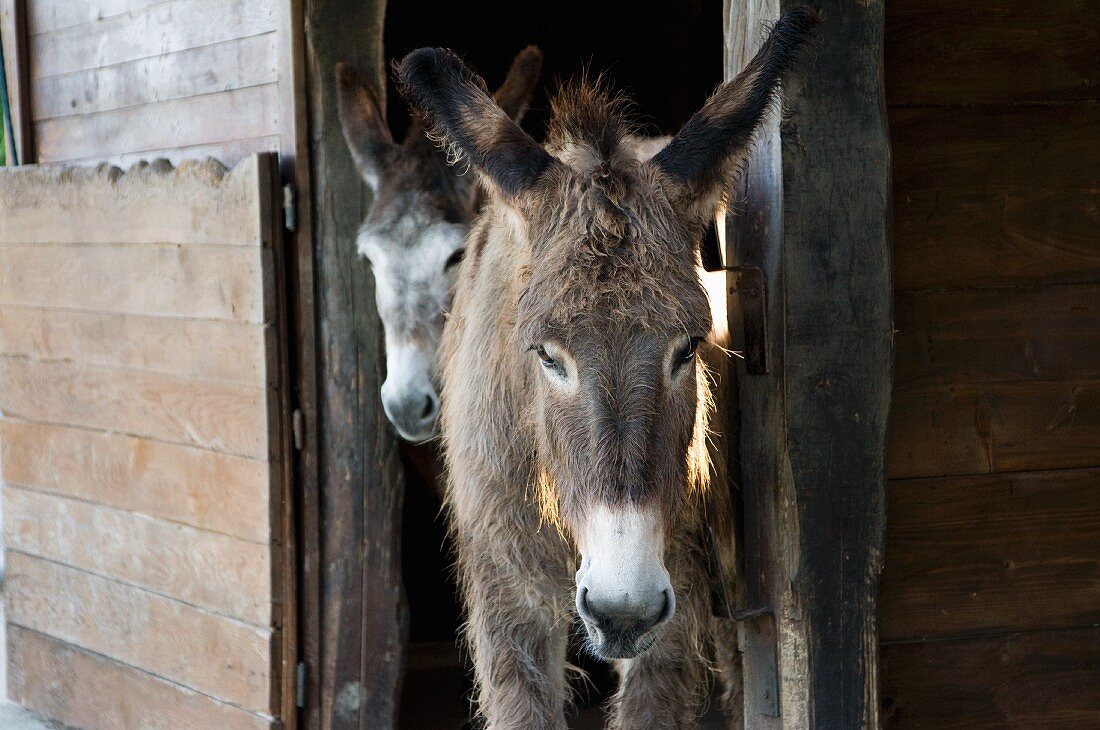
[894, 284, 1100, 389]
[4, 485, 272, 625]
[885, 0, 1100, 105]
[0, 420, 269, 543]
[0, 157, 264, 246]
[0, 359, 269, 459]
[302, 0, 408, 727]
[889, 381, 1100, 479]
[33, 32, 278, 120]
[880, 469, 1100, 642]
[30, 0, 276, 78]
[891, 105, 1100, 194]
[881, 627, 1100, 728]
[5, 552, 274, 712]
[0, 306, 269, 386]
[60, 135, 282, 170]
[8, 627, 273, 730]
[0, 244, 267, 321]
[891, 105, 1100, 290]
[29, 0, 180, 34]
[36, 82, 280, 163]
[894, 187, 1100, 290]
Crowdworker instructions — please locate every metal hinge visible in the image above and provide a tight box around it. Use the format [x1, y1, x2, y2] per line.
[292, 409, 304, 451]
[283, 184, 297, 232]
[296, 661, 308, 708]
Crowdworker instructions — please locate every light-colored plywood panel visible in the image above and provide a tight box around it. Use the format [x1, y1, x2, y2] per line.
[0, 157, 264, 245]
[60, 135, 282, 170]
[0, 421, 269, 543]
[0, 244, 267, 322]
[36, 83, 279, 164]
[34, 33, 278, 120]
[9, 627, 274, 730]
[0, 359, 269, 459]
[0, 306, 269, 386]
[4, 486, 272, 625]
[5, 552, 274, 713]
[31, 0, 276, 77]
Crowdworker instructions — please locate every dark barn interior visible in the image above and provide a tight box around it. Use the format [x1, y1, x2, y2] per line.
[383, 1, 722, 725]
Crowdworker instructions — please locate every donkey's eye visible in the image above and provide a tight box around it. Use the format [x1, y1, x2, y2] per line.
[535, 346, 557, 367]
[677, 337, 702, 365]
[444, 248, 466, 270]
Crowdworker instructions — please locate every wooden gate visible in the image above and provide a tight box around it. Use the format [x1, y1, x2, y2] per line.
[0, 153, 298, 729]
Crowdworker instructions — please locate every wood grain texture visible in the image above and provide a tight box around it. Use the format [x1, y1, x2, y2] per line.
[30, 0, 276, 77]
[4, 485, 273, 625]
[885, 0, 1100, 105]
[880, 469, 1100, 642]
[36, 82, 280, 163]
[60, 135, 283, 170]
[0, 0, 35, 162]
[891, 105, 1100, 290]
[894, 284, 1100, 389]
[892, 105, 1099, 194]
[889, 381, 1100, 479]
[0, 306, 269, 386]
[881, 628, 1100, 728]
[33, 32, 278, 120]
[5, 552, 274, 712]
[0, 244, 267, 321]
[8, 627, 273, 730]
[303, 0, 408, 727]
[29, 0, 176, 34]
[0, 420, 269, 543]
[893, 187, 1100, 290]
[0, 359, 269, 459]
[0, 157, 264, 245]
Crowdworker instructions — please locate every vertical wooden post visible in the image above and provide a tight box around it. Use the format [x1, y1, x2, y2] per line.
[724, 1, 892, 726]
[301, 1, 408, 728]
[0, 0, 34, 163]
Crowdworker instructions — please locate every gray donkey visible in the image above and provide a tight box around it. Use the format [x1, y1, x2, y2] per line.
[337, 47, 543, 441]
[397, 8, 817, 729]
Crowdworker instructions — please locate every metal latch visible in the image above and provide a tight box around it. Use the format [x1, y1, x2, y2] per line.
[701, 220, 769, 375]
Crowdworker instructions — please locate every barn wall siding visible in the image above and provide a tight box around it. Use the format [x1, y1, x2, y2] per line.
[24, 0, 283, 167]
[0, 158, 287, 728]
[881, 0, 1100, 725]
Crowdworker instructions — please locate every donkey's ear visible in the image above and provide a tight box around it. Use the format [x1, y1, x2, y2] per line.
[336, 62, 396, 193]
[493, 45, 543, 125]
[653, 7, 818, 222]
[396, 48, 561, 202]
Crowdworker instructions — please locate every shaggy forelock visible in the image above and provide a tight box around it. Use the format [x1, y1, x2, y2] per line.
[518, 82, 712, 343]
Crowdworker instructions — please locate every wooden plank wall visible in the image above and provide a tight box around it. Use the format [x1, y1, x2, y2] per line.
[22, 0, 282, 166]
[881, 1, 1100, 726]
[0, 157, 288, 729]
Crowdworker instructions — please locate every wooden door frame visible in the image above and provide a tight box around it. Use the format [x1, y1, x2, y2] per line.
[0, 0, 34, 164]
[723, 1, 892, 726]
[289, 0, 407, 728]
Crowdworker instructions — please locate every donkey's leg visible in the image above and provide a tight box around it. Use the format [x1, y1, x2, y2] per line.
[606, 574, 713, 730]
[457, 521, 573, 730]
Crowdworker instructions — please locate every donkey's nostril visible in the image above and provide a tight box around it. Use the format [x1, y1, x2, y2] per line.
[421, 395, 436, 419]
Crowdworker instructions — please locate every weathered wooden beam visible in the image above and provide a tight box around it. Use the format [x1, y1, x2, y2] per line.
[724, 1, 892, 726]
[301, 1, 408, 728]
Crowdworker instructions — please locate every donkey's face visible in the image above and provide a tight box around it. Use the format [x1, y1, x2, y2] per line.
[398, 8, 815, 656]
[337, 48, 542, 442]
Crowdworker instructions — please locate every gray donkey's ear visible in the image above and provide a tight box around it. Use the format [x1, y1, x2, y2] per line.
[653, 7, 818, 223]
[397, 48, 562, 203]
[493, 45, 543, 125]
[336, 62, 396, 193]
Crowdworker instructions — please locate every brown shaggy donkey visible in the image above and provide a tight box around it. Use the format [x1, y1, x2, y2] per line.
[397, 9, 816, 728]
